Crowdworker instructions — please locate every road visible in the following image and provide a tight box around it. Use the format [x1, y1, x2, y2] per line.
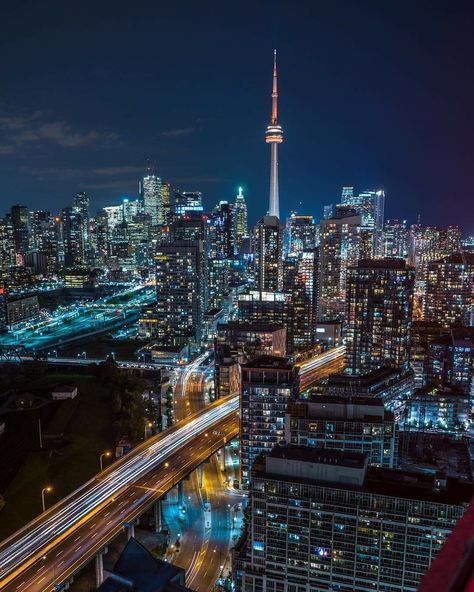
[165, 355, 239, 591]
[0, 345, 343, 592]
[296, 345, 346, 391]
[0, 393, 239, 592]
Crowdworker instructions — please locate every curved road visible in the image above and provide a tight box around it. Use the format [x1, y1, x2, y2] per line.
[0, 395, 239, 592]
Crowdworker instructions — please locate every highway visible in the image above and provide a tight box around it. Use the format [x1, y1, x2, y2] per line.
[0, 346, 343, 591]
[0, 394, 239, 592]
[296, 345, 346, 391]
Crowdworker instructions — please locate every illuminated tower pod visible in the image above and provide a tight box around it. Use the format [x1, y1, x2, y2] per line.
[265, 50, 284, 218]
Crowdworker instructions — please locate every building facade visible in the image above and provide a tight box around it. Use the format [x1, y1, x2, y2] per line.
[345, 259, 415, 375]
[240, 356, 296, 487]
[233, 445, 472, 592]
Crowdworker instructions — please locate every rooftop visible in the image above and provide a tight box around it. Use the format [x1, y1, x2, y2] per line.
[352, 257, 409, 270]
[267, 443, 368, 469]
[241, 355, 293, 370]
[313, 366, 411, 389]
[256, 445, 473, 505]
[97, 537, 193, 592]
[307, 394, 385, 407]
[217, 321, 285, 333]
[52, 384, 77, 393]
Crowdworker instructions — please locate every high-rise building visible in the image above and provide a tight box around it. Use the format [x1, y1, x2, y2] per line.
[424, 327, 474, 399]
[240, 356, 296, 487]
[409, 225, 461, 284]
[141, 170, 162, 225]
[61, 206, 85, 267]
[311, 366, 414, 422]
[237, 289, 294, 352]
[284, 213, 318, 256]
[284, 250, 318, 350]
[234, 187, 248, 252]
[153, 240, 206, 345]
[424, 252, 474, 328]
[29, 211, 58, 273]
[174, 191, 203, 215]
[210, 201, 235, 259]
[161, 181, 171, 222]
[286, 395, 398, 467]
[341, 188, 385, 257]
[214, 322, 286, 399]
[0, 216, 16, 277]
[383, 218, 410, 259]
[10, 205, 29, 263]
[72, 191, 90, 245]
[318, 207, 361, 321]
[233, 445, 472, 592]
[265, 50, 284, 218]
[345, 258, 415, 375]
[254, 215, 283, 292]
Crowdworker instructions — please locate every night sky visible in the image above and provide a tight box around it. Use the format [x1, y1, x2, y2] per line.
[1, 1, 474, 231]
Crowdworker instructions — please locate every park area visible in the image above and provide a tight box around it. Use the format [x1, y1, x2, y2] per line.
[0, 371, 113, 539]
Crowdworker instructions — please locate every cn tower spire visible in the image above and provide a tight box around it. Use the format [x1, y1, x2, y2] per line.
[271, 49, 278, 124]
[265, 49, 284, 218]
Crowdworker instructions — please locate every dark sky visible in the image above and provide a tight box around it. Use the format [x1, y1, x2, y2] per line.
[1, 0, 474, 231]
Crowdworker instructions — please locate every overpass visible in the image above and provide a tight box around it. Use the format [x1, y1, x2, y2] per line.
[0, 347, 344, 591]
[0, 395, 239, 592]
[295, 345, 345, 391]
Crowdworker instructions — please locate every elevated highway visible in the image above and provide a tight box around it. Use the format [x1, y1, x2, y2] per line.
[0, 396, 239, 592]
[0, 346, 343, 591]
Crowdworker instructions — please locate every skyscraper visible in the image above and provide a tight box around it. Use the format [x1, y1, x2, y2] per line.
[383, 218, 409, 259]
[72, 191, 90, 244]
[254, 215, 283, 292]
[318, 206, 362, 321]
[210, 201, 235, 259]
[345, 258, 415, 375]
[342, 188, 385, 257]
[10, 205, 29, 263]
[141, 169, 162, 225]
[409, 225, 461, 284]
[234, 186, 248, 252]
[265, 50, 283, 218]
[61, 206, 85, 268]
[240, 356, 296, 487]
[284, 213, 318, 256]
[154, 240, 206, 345]
[424, 251, 474, 328]
[284, 249, 319, 350]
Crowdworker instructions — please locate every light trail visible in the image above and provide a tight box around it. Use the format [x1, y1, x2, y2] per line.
[0, 392, 238, 589]
[0, 346, 342, 591]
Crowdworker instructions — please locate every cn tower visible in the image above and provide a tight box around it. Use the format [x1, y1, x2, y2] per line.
[265, 49, 284, 218]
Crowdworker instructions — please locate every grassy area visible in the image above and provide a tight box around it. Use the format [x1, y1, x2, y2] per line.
[0, 374, 113, 539]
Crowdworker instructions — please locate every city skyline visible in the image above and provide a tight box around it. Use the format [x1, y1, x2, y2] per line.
[1, 5, 473, 592]
[1, 2, 474, 230]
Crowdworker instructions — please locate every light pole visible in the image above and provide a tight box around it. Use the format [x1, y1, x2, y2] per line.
[100, 451, 111, 471]
[41, 486, 52, 512]
[144, 422, 153, 440]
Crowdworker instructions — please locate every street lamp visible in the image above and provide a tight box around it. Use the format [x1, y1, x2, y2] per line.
[41, 486, 52, 512]
[100, 451, 111, 471]
[144, 422, 153, 440]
